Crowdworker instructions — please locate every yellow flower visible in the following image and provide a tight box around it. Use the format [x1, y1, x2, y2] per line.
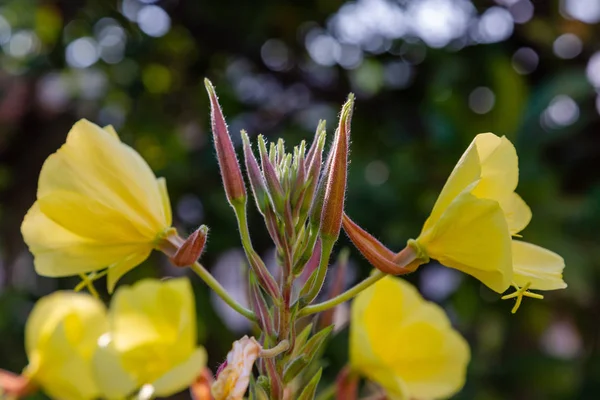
[350, 277, 470, 400]
[93, 278, 207, 399]
[23, 291, 108, 400]
[211, 336, 262, 400]
[21, 119, 173, 292]
[415, 133, 566, 294]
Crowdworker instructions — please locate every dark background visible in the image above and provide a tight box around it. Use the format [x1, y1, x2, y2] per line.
[0, 0, 599, 398]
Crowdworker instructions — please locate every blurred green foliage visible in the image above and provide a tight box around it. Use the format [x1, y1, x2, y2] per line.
[0, 0, 599, 399]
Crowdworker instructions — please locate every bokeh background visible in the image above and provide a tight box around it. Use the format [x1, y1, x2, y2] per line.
[0, 0, 599, 398]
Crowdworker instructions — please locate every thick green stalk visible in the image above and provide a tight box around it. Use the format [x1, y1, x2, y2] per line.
[298, 270, 386, 317]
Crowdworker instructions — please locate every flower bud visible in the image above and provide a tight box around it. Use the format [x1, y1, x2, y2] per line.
[342, 213, 423, 274]
[171, 225, 208, 267]
[212, 336, 262, 400]
[204, 79, 246, 205]
[241, 131, 270, 216]
[257, 135, 286, 216]
[320, 94, 354, 242]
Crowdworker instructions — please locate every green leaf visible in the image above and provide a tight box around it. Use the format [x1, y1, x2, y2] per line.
[297, 368, 323, 400]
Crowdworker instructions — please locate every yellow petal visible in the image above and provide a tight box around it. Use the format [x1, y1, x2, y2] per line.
[38, 192, 146, 242]
[498, 192, 532, 235]
[110, 278, 197, 385]
[92, 335, 138, 400]
[24, 292, 108, 400]
[37, 119, 168, 236]
[471, 134, 518, 201]
[512, 240, 567, 291]
[156, 177, 172, 227]
[419, 192, 513, 293]
[103, 125, 119, 138]
[106, 250, 152, 293]
[350, 277, 470, 400]
[152, 347, 207, 397]
[21, 203, 142, 277]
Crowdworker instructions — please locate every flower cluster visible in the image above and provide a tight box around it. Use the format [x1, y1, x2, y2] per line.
[20, 278, 205, 400]
[0, 80, 566, 400]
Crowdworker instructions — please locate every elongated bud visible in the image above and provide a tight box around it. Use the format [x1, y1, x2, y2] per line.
[204, 78, 246, 205]
[248, 250, 281, 300]
[249, 272, 276, 338]
[241, 131, 270, 215]
[300, 128, 326, 219]
[335, 366, 358, 400]
[321, 94, 354, 241]
[0, 369, 36, 398]
[257, 135, 286, 216]
[171, 225, 208, 267]
[342, 213, 423, 274]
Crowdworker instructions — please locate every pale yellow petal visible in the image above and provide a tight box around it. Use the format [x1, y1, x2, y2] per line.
[350, 277, 470, 400]
[156, 177, 172, 227]
[419, 192, 513, 293]
[109, 278, 197, 385]
[92, 336, 138, 400]
[402, 328, 469, 399]
[103, 125, 119, 138]
[25, 291, 107, 359]
[498, 192, 532, 235]
[25, 292, 108, 400]
[472, 134, 518, 202]
[512, 240, 567, 291]
[107, 250, 152, 293]
[38, 119, 167, 235]
[152, 347, 207, 397]
[22, 202, 143, 277]
[38, 192, 146, 242]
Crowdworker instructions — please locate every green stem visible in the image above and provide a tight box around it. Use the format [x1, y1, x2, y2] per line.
[190, 262, 256, 321]
[298, 270, 386, 317]
[259, 339, 290, 358]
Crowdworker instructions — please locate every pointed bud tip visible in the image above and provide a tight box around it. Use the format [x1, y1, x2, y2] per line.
[171, 226, 209, 267]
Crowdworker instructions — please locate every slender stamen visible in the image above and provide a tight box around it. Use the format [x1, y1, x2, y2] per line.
[501, 281, 544, 313]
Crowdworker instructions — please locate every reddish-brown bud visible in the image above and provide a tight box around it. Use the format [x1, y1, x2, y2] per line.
[189, 368, 214, 400]
[204, 78, 246, 205]
[335, 366, 358, 400]
[171, 225, 208, 267]
[342, 213, 422, 274]
[320, 94, 354, 241]
[0, 369, 36, 398]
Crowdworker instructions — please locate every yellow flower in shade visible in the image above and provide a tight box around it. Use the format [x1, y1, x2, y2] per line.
[414, 133, 566, 295]
[211, 336, 262, 400]
[350, 277, 470, 400]
[23, 291, 108, 400]
[93, 278, 207, 399]
[21, 119, 173, 292]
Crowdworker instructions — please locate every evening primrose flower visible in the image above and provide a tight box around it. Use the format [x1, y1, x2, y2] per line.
[23, 291, 108, 400]
[93, 278, 207, 399]
[413, 133, 566, 295]
[211, 336, 262, 400]
[350, 277, 470, 400]
[21, 119, 173, 292]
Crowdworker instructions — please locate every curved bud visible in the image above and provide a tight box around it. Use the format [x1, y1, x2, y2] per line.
[342, 213, 423, 274]
[204, 79, 246, 205]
